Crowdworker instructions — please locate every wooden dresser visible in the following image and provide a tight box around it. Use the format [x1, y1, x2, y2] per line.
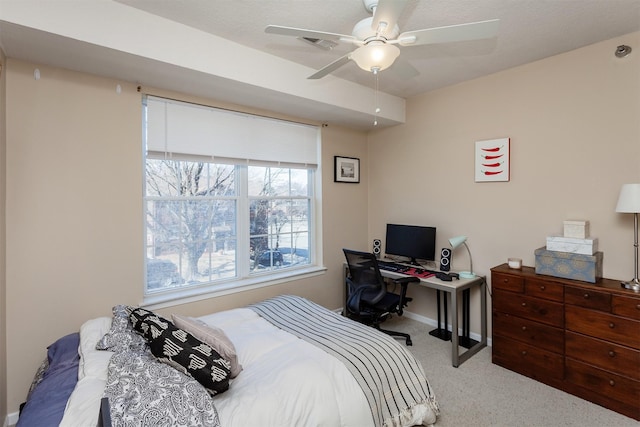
[491, 263, 640, 420]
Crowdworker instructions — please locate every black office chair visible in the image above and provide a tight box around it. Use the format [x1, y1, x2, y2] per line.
[342, 248, 419, 345]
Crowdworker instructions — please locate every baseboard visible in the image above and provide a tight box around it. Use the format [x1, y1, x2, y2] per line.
[334, 307, 492, 347]
[403, 310, 493, 347]
[401, 310, 438, 328]
[5, 411, 19, 427]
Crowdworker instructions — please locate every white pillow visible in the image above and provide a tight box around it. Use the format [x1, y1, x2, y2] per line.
[78, 317, 112, 380]
[172, 314, 243, 378]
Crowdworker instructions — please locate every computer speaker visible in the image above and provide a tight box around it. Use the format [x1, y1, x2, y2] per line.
[373, 239, 382, 258]
[440, 247, 451, 272]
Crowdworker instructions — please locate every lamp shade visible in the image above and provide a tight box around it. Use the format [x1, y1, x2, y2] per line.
[449, 235, 468, 250]
[616, 183, 640, 213]
[350, 42, 400, 73]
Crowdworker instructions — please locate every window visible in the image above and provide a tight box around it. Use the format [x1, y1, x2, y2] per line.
[143, 96, 322, 305]
[248, 166, 312, 271]
[145, 159, 238, 289]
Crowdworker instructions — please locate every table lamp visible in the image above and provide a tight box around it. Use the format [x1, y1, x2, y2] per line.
[449, 235, 476, 279]
[616, 183, 640, 292]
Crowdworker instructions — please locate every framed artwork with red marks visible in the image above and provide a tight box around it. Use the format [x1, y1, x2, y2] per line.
[475, 138, 510, 182]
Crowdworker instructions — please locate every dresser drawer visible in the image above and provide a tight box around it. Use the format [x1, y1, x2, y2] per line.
[566, 331, 640, 380]
[492, 272, 524, 293]
[566, 305, 640, 350]
[566, 358, 640, 409]
[493, 292, 563, 327]
[565, 286, 611, 311]
[491, 264, 640, 420]
[493, 335, 564, 381]
[612, 295, 640, 320]
[525, 278, 564, 302]
[493, 310, 564, 353]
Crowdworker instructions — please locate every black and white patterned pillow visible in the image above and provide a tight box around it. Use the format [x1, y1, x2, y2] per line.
[127, 306, 231, 395]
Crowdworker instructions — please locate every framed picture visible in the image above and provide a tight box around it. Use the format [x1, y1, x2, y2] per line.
[475, 138, 510, 182]
[334, 156, 360, 183]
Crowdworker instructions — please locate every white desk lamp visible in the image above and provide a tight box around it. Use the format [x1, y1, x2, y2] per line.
[616, 183, 640, 292]
[449, 235, 476, 279]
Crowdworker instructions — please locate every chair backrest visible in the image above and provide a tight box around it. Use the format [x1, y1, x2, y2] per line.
[343, 249, 387, 309]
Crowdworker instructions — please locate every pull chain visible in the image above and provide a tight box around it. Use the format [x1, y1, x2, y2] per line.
[373, 67, 380, 126]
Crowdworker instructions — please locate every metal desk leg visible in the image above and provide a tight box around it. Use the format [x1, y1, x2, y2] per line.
[458, 288, 479, 349]
[429, 290, 452, 341]
[455, 277, 488, 367]
[481, 280, 487, 345]
[451, 289, 460, 367]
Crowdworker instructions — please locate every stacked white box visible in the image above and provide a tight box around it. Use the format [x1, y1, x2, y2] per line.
[546, 235, 598, 255]
[537, 219, 602, 282]
[563, 220, 589, 238]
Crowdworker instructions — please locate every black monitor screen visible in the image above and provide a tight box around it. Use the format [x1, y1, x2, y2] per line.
[385, 223, 436, 264]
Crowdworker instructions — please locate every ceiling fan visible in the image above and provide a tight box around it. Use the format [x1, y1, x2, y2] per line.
[265, 0, 500, 79]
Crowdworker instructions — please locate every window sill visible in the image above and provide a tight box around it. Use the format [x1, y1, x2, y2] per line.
[142, 265, 327, 310]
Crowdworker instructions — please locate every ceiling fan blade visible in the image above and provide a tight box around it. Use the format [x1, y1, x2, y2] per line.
[265, 25, 356, 43]
[371, 0, 409, 36]
[390, 58, 419, 80]
[307, 54, 353, 79]
[398, 19, 500, 47]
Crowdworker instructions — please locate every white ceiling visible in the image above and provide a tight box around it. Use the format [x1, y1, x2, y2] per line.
[1, 0, 640, 130]
[115, 0, 640, 97]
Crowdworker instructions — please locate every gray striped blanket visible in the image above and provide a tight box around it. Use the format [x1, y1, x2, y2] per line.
[249, 295, 440, 427]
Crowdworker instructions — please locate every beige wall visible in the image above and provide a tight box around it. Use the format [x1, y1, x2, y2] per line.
[2, 59, 369, 415]
[3, 29, 639, 422]
[367, 32, 640, 333]
[1, 50, 7, 423]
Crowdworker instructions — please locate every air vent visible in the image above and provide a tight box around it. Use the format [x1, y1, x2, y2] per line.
[299, 37, 338, 50]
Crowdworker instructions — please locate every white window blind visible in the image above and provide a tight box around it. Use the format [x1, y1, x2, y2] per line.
[146, 96, 319, 166]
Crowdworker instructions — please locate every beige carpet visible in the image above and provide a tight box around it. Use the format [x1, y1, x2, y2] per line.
[382, 315, 638, 427]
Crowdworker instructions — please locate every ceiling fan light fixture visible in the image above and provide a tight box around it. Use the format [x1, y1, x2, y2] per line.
[351, 42, 400, 72]
[266, 1, 500, 80]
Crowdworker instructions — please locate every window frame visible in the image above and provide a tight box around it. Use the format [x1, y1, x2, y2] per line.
[142, 97, 324, 309]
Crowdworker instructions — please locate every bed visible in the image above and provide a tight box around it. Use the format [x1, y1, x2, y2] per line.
[17, 295, 440, 427]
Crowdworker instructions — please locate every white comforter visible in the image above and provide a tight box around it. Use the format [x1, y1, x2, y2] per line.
[61, 308, 377, 427]
[201, 308, 374, 426]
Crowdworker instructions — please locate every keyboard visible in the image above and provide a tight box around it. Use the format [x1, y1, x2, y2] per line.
[378, 261, 437, 278]
[377, 260, 409, 272]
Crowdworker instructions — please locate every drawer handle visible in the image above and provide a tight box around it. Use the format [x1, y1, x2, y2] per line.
[609, 380, 615, 387]
[503, 279, 509, 283]
[521, 326, 527, 331]
[539, 285, 545, 290]
[608, 350, 616, 358]
[521, 351, 527, 356]
[609, 322, 615, 329]
[521, 302, 527, 307]
[583, 293, 590, 299]
[636, 304, 640, 310]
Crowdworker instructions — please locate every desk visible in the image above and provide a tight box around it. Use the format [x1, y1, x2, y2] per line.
[345, 263, 487, 367]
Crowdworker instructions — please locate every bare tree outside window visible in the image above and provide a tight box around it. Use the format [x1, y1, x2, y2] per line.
[145, 160, 311, 291]
[249, 166, 310, 270]
[145, 160, 236, 287]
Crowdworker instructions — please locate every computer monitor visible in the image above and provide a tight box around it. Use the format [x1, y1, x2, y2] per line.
[385, 223, 436, 265]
